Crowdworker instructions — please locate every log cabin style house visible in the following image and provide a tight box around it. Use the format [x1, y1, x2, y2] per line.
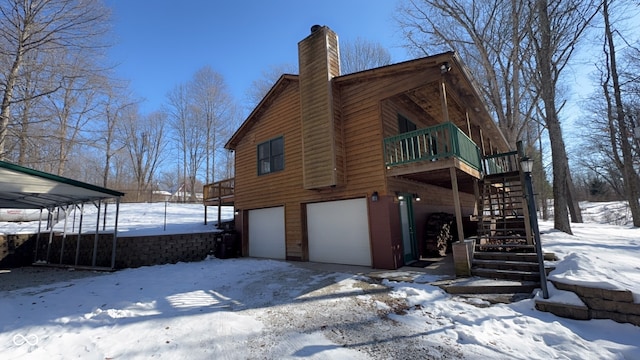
[205, 25, 514, 270]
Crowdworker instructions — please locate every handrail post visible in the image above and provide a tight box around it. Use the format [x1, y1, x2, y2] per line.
[523, 163, 549, 299]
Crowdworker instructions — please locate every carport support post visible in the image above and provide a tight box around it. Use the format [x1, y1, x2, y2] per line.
[59, 206, 69, 264]
[449, 167, 465, 242]
[110, 199, 120, 269]
[92, 200, 101, 267]
[45, 208, 55, 263]
[75, 203, 84, 266]
[33, 209, 43, 262]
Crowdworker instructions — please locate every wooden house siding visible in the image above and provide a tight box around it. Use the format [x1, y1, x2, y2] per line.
[234, 83, 303, 211]
[233, 78, 394, 261]
[338, 85, 387, 194]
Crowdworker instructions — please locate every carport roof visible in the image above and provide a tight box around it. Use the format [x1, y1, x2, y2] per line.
[0, 160, 124, 209]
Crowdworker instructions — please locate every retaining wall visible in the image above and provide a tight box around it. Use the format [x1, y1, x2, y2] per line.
[535, 280, 640, 326]
[1, 231, 219, 269]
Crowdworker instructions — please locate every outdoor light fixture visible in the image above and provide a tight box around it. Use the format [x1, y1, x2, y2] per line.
[234, 209, 240, 216]
[396, 192, 404, 201]
[414, 194, 421, 202]
[371, 191, 379, 202]
[440, 62, 451, 74]
[520, 156, 534, 173]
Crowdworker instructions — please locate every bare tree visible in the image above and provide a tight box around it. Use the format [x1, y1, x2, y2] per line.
[8, 55, 48, 166]
[120, 110, 167, 201]
[398, 0, 597, 233]
[190, 66, 234, 184]
[597, 0, 640, 226]
[167, 83, 206, 202]
[96, 84, 138, 188]
[0, 0, 110, 159]
[44, 55, 104, 176]
[340, 37, 393, 75]
[397, 0, 538, 149]
[528, 0, 602, 232]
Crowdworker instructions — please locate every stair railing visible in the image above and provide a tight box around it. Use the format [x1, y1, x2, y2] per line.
[482, 150, 519, 176]
[520, 156, 549, 299]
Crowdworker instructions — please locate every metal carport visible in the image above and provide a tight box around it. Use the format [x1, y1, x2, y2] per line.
[0, 160, 125, 269]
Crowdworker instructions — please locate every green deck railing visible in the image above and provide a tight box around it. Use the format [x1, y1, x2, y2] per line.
[384, 122, 482, 171]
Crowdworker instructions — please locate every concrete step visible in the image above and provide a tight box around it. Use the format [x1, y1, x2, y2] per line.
[474, 244, 536, 252]
[473, 251, 538, 262]
[433, 277, 539, 295]
[472, 259, 539, 272]
[471, 267, 541, 282]
[473, 251, 556, 262]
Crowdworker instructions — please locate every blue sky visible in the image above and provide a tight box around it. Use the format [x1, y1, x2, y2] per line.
[105, 0, 411, 115]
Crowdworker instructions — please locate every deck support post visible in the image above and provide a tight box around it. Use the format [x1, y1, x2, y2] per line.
[450, 167, 465, 243]
[480, 128, 486, 156]
[439, 77, 450, 123]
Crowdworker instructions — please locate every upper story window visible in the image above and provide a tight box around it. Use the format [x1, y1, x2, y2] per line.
[398, 114, 417, 134]
[257, 136, 284, 175]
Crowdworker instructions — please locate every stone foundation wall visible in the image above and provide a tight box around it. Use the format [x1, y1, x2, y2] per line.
[1, 232, 220, 269]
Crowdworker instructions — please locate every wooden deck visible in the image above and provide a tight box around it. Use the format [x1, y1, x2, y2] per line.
[203, 178, 235, 206]
[203, 178, 235, 227]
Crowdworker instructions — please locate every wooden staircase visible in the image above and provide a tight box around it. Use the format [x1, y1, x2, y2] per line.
[471, 170, 545, 293]
[438, 168, 550, 300]
[436, 148, 554, 301]
[477, 171, 530, 250]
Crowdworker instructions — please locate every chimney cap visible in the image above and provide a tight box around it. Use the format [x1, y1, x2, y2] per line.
[310, 24, 322, 33]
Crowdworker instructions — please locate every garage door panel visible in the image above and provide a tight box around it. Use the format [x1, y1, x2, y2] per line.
[248, 206, 285, 259]
[307, 198, 371, 266]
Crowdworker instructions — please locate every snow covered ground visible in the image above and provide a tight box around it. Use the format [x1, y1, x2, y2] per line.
[1, 201, 639, 359]
[0, 202, 232, 237]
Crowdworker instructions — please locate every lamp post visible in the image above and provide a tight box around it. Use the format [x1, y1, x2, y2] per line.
[521, 156, 549, 299]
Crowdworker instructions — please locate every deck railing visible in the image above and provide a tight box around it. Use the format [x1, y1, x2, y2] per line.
[384, 122, 482, 171]
[203, 178, 235, 201]
[482, 151, 519, 176]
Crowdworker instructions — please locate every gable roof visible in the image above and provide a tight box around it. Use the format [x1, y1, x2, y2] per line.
[225, 51, 509, 153]
[0, 160, 124, 209]
[225, 74, 298, 150]
[334, 52, 509, 151]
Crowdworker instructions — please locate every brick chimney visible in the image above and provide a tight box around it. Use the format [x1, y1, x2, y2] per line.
[298, 25, 343, 189]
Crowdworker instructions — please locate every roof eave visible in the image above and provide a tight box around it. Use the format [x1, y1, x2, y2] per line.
[225, 74, 298, 150]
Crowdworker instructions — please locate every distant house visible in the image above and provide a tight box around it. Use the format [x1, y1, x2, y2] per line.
[206, 25, 511, 270]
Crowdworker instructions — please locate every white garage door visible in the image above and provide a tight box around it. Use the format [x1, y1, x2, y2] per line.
[307, 198, 371, 266]
[248, 206, 285, 259]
